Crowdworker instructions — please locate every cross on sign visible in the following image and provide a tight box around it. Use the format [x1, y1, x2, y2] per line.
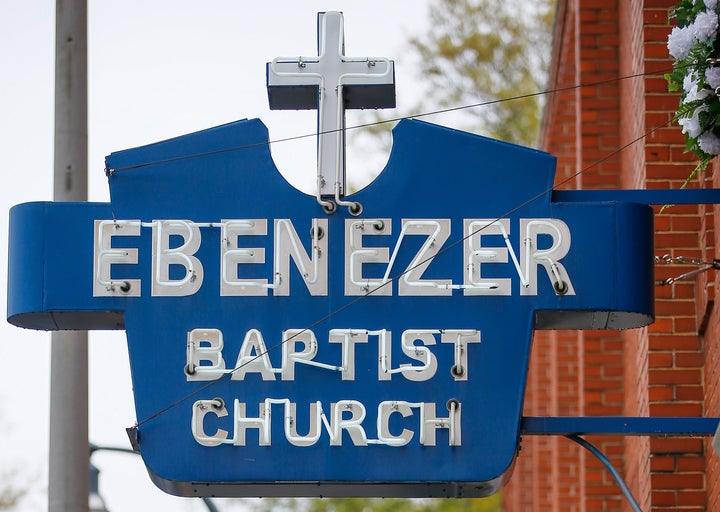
[267, 11, 395, 212]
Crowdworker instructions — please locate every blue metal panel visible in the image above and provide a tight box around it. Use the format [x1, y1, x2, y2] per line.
[7, 202, 123, 330]
[7, 118, 657, 497]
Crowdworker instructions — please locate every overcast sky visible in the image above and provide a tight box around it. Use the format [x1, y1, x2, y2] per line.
[0, 2, 432, 510]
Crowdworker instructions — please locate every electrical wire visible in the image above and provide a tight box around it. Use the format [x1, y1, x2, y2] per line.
[567, 435, 643, 512]
[107, 66, 675, 175]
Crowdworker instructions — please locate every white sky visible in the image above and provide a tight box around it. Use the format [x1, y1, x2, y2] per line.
[0, 2, 432, 510]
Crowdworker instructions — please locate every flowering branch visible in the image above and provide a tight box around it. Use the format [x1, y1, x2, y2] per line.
[667, 0, 720, 184]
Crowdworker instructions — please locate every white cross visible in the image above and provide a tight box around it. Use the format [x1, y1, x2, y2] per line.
[267, 11, 395, 213]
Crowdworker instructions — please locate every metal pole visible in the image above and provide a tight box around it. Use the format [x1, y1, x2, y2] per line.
[49, 1, 88, 511]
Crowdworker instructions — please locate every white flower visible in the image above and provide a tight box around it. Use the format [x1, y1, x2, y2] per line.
[684, 82, 712, 102]
[692, 10, 719, 43]
[683, 72, 701, 94]
[668, 25, 696, 60]
[670, 2, 720, 161]
[679, 108, 706, 137]
[699, 131, 720, 154]
[683, 66, 711, 102]
[706, 67, 720, 88]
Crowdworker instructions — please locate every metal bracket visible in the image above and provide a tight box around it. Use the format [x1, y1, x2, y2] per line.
[125, 425, 140, 453]
[655, 254, 720, 285]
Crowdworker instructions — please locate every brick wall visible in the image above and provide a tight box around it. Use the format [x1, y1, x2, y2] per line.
[505, 0, 717, 509]
[618, 2, 652, 509]
[643, 1, 706, 511]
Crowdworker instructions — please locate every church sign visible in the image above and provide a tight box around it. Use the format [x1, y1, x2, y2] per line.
[7, 12, 654, 498]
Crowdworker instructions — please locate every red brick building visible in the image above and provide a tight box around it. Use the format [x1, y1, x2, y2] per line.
[503, 0, 720, 510]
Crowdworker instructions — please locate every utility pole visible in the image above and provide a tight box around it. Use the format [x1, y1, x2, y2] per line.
[49, 1, 88, 511]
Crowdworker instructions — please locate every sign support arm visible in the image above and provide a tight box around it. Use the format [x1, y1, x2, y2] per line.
[521, 416, 719, 436]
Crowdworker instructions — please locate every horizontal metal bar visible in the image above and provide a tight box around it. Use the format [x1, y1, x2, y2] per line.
[521, 416, 719, 437]
[552, 188, 720, 205]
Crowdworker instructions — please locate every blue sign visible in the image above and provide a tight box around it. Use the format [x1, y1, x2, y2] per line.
[7, 117, 654, 497]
